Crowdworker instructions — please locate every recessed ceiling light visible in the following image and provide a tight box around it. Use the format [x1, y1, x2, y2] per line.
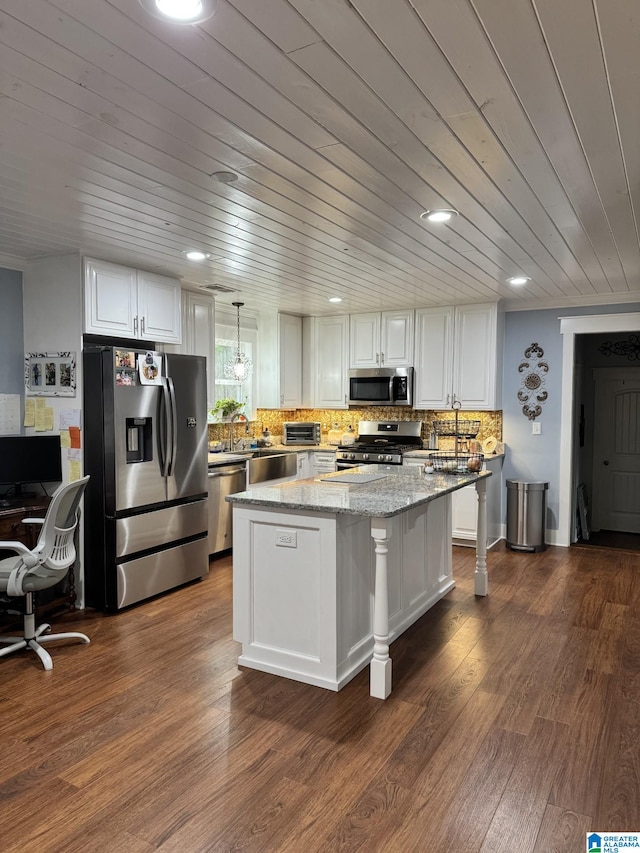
[184, 250, 209, 261]
[211, 170, 239, 183]
[507, 275, 531, 286]
[420, 209, 459, 223]
[139, 0, 217, 24]
[328, 297, 342, 303]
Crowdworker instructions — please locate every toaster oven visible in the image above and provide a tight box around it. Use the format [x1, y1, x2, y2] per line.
[283, 422, 322, 445]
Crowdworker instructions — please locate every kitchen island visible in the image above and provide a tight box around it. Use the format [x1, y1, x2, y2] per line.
[227, 465, 491, 699]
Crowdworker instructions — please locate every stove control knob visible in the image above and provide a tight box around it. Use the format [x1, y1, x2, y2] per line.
[362, 453, 369, 461]
[341, 452, 348, 459]
[377, 454, 384, 461]
[349, 453, 356, 460]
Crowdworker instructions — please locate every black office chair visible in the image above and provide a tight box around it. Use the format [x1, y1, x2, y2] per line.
[0, 476, 90, 670]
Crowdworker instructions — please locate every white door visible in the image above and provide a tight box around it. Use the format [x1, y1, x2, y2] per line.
[184, 292, 215, 408]
[592, 367, 640, 533]
[350, 313, 381, 367]
[279, 313, 302, 407]
[84, 258, 137, 338]
[414, 307, 454, 408]
[315, 315, 349, 408]
[136, 271, 182, 344]
[453, 303, 498, 409]
[381, 310, 414, 367]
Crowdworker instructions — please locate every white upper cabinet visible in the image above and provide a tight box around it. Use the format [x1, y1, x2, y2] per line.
[182, 291, 215, 408]
[414, 307, 454, 409]
[302, 315, 350, 409]
[414, 303, 502, 410]
[84, 258, 182, 344]
[136, 270, 182, 344]
[349, 310, 414, 368]
[257, 312, 302, 408]
[279, 313, 302, 408]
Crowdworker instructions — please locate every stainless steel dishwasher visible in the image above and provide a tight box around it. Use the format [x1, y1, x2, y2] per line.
[208, 459, 247, 555]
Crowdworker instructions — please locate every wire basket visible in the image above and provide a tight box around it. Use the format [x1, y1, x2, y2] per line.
[432, 419, 481, 438]
[429, 451, 484, 474]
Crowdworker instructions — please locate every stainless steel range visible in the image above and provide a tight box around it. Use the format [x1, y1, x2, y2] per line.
[335, 421, 423, 469]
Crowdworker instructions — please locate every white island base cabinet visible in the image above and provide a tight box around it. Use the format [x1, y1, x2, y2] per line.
[232, 496, 454, 693]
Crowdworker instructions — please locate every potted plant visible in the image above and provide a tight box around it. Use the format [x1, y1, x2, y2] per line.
[209, 398, 245, 422]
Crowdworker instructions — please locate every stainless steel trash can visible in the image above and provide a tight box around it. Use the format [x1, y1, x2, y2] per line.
[506, 480, 548, 552]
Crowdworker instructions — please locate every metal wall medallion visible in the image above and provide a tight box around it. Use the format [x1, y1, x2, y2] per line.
[517, 343, 549, 420]
[598, 334, 640, 361]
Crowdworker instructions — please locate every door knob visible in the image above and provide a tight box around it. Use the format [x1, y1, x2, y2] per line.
[603, 460, 610, 465]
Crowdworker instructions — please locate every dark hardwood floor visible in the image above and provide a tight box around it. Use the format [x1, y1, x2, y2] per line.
[575, 529, 640, 552]
[1, 542, 639, 852]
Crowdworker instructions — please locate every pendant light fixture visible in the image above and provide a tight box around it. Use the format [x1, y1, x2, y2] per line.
[224, 302, 252, 382]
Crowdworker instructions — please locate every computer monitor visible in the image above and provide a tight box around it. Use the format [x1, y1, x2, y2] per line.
[0, 435, 62, 498]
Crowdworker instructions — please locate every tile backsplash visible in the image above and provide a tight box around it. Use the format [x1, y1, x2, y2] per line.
[209, 407, 502, 447]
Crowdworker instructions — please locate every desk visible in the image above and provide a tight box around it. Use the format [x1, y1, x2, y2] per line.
[0, 497, 76, 620]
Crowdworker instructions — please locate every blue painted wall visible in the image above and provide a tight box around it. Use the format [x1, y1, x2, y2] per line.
[0, 268, 24, 395]
[503, 303, 640, 532]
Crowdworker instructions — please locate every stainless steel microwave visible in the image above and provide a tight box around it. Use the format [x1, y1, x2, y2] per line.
[283, 422, 322, 445]
[348, 367, 414, 407]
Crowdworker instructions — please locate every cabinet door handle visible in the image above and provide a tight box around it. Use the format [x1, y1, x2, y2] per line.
[375, 352, 379, 364]
[141, 316, 145, 335]
[133, 315, 138, 336]
[381, 351, 385, 364]
[280, 393, 284, 405]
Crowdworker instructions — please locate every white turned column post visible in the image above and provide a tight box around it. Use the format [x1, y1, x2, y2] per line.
[370, 517, 392, 699]
[474, 476, 488, 596]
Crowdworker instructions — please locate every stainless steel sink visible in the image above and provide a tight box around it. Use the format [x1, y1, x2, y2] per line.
[246, 451, 297, 484]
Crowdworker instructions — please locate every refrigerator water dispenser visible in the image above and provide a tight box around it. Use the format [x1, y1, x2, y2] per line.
[126, 417, 152, 463]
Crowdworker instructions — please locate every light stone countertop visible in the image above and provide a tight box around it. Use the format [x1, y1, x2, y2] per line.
[208, 445, 337, 466]
[226, 463, 491, 518]
[209, 446, 505, 467]
[403, 449, 505, 460]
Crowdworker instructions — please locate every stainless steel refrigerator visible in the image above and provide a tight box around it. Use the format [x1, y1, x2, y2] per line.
[83, 346, 209, 610]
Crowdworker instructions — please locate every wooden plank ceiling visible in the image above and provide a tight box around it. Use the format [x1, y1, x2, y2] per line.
[0, 0, 639, 316]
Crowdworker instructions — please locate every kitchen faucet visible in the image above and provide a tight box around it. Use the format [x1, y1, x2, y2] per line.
[229, 412, 246, 451]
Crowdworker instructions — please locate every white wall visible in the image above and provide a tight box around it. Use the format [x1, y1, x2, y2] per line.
[0, 268, 24, 399]
[22, 254, 86, 601]
[23, 253, 84, 482]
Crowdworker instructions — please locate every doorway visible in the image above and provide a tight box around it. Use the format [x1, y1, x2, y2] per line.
[559, 312, 640, 548]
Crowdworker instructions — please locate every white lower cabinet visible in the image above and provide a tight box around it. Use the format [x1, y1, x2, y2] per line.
[402, 459, 424, 468]
[297, 452, 310, 480]
[232, 495, 453, 691]
[403, 455, 503, 548]
[451, 455, 503, 548]
[311, 451, 336, 476]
